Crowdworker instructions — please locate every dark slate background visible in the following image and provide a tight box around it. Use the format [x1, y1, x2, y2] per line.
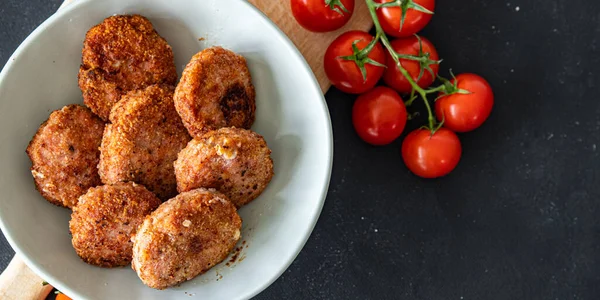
[2, 0, 600, 299]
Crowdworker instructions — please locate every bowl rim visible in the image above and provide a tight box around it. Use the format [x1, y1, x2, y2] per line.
[0, 0, 334, 299]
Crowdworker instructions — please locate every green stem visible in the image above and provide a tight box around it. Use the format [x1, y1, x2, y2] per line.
[425, 84, 446, 94]
[365, 0, 434, 130]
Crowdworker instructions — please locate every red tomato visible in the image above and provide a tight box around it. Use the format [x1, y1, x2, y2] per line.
[324, 31, 386, 94]
[374, 0, 435, 38]
[291, 0, 355, 32]
[401, 128, 461, 178]
[352, 86, 408, 145]
[435, 73, 494, 132]
[383, 35, 439, 94]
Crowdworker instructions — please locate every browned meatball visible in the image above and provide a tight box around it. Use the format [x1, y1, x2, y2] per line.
[26, 105, 105, 208]
[78, 15, 177, 121]
[98, 84, 191, 200]
[174, 127, 273, 207]
[132, 188, 241, 289]
[174, 47, 255, 137]
[70, 182, 161, 267]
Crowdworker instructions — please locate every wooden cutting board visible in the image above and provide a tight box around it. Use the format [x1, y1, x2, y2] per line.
[246, 0, 373, 92]
[0, 1, 372, 299]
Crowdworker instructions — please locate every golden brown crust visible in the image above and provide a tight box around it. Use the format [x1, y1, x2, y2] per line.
[78, 15, 177, 121]
[174, 127, 273, 207]
[26, 105, 105, 208]
[132, 189, 241, 289]
[70, 182, 161, 267]
[98, 84, 191, 201]
[174, 47, 256, 137]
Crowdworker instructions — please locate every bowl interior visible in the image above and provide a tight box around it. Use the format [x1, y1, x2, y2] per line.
[0, 0, 332, 299]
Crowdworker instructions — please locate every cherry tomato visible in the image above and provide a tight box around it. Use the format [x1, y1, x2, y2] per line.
[401, 128, 461, 178]
[383, 35, 439, 94]
[291, 0, 355, 32]
[374, 0, 435, 38]
[352, 86, 408, 145]
[435, 73, 494, 132]
[324, 31, 386, 94]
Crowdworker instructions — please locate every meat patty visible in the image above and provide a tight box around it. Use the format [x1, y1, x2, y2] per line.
[132, 188, 241, 289]
[174, 127, 273, 207]
[70, 182, 161, 267]
[26, 105, 105, 208]
[78, 14, 177, 121]
[174, 47, 256, 137]
[98, 84, 191, 200]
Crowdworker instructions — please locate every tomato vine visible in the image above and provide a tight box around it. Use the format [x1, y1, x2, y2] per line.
[307, 0, 494, 177]
[365, 0, 454, 133]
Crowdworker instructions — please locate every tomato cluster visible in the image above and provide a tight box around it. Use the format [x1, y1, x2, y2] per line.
[292, 0, 494, 178]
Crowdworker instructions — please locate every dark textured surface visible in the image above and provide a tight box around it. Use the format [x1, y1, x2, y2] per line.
[2, 0, 600, 299]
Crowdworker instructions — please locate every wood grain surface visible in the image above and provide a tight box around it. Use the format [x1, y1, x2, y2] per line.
[0, 1, 372, 299]
[248, 0, 373, 91]
[0, 256, 52, 300]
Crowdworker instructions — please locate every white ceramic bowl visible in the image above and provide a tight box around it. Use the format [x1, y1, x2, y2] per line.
[0, 0, 333, 298]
